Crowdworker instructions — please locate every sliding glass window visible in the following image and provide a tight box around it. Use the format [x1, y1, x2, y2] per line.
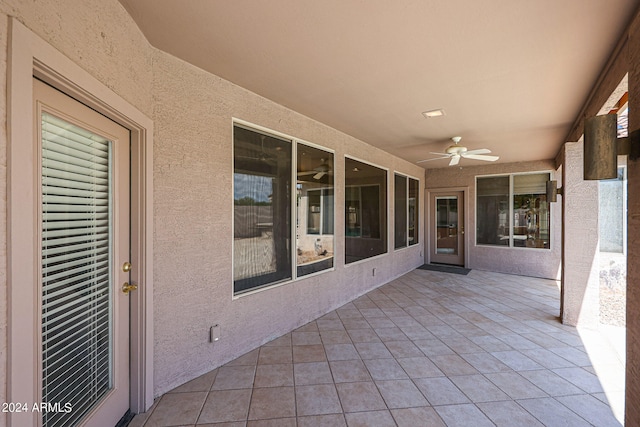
[345, 158, 387, 264]
[394, 174, 419, 249]
[476, 172, 550, 249]
[233, 124, 334, 295]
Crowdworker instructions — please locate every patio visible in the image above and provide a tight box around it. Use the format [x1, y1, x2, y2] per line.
[130, 269, 624, 426]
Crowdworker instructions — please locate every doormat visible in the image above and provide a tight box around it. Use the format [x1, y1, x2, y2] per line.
[418, 264, 471, 275]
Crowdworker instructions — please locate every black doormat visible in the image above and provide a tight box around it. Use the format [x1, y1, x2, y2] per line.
[418, 264, 471, 275]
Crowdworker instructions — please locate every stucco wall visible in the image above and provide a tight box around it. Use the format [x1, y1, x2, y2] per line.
[425, 160, 561, 279]
[0, 0, 426, 412]
[151, 49, 424, 395]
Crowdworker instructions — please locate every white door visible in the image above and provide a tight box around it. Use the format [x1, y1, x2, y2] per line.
[35, 78, 131, 427]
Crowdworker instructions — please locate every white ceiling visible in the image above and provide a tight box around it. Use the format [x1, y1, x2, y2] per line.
[119, 0, 638, 168]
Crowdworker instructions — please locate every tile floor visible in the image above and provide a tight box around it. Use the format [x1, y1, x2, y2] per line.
[130, 269, 625, 426]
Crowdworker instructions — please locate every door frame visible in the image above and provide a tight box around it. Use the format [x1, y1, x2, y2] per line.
[425, 187, 469, 267]
[8, 19, 154, 426]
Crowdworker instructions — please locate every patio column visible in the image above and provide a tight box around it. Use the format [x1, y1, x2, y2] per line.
[561, 142, 600, 328]
[626, 11, 640, 426]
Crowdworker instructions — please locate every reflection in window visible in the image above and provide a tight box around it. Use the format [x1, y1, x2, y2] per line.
[513, 174, 550, 248]
[476, 173, 550, 249]
[297, 145, 334, 277]
[345, 158, 387, 264]
[394, 174, 419, 249]
[233, 126, 291, 293]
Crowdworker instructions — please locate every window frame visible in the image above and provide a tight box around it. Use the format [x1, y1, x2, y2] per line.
[232, 119, 335, 297]
[475, 171, 553, 250]
[394, 172, 420, 250]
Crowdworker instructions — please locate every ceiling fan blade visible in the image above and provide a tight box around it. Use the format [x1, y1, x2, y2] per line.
[416, 156, 450, 164]
[464, 148, 491, 155]
[462, 154, 499, 161]
[313, 171, 326, 180]
[449, 155, 461, 166]
[429, 152, 449, 156]
[297, 171, 316, 176]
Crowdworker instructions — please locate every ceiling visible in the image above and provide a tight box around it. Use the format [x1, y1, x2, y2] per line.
[118, 0, 638, 168]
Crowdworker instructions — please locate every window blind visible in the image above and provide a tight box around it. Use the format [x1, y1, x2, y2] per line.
[41, 112, 113, 427]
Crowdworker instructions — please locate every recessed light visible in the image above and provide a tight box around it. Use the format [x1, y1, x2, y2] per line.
[422, 109, 445, 118]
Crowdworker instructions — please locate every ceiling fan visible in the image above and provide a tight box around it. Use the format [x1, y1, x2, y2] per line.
[298, 158, 332, 180]
[417, 136, 499, 166]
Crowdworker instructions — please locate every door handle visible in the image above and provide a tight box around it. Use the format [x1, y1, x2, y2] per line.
[122, 282, 138, 294]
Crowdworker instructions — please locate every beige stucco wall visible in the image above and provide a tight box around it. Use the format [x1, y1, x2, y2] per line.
[0, 0, 425, 413]
[151, 49, 424, 394]
[425, 160, 562, 280]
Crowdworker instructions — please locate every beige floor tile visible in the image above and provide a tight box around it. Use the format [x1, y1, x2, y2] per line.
[263, 334, 292, 347]
[296, 322, 319, 332]
[258, 346, 293, 365]
[516, 397, 592, 427]
[145, 392, 207, 427]
[484, 372, 548, 399]
[294, 361, 334, 385]
[435, 403, 496, 427]
[254, 363, 294, 388]
[354, 342, 393, 359]
[317, 319, 347, 332]
[347, 329, 380, 343]
[375, 379, 429, 408]
[247, 387, 296, 420]
[295, 384, 343, 416]
[298, 414, 347, 427]
[336, 382, 387, 412]
[246, 418, 296, 427]
[450, 374, 510, 402]
[429, 354, 479, 376]
[330, 359, 372, 383]
[397, 356, 443, 378]
[413, 377, 470, 406]
[211, 365, 256, 390]
[363, 358, 409, 380]
[344, 410, 396, 427]
[292, 331, 322, 346]
[198, 389, 252, 424]
[320, 330, 351, 344]
[477, 401, 544, 427]
[460, 352, 512, 373]
[391, 407, 445, 427]
[293, 344, 327, 363]
[324, 343, 360, 361]
[384, 340, 424, 358]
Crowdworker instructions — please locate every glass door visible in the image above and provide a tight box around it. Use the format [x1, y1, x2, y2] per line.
[430, 191, 465, 265]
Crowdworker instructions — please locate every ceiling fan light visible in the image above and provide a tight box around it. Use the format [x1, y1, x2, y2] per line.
[422, 109, 445, 118]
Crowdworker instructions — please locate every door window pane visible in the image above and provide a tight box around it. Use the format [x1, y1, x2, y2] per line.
[476, 176, 509, 246]
[233, 126, 292, 293]
[296, 145, 334, 277]
[41, 112, 113, 427]
[436, 197, 458, 255]
[345, 158, 387, 263]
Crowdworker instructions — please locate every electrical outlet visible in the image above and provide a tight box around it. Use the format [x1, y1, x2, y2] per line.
[210, 324, 220, 343]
